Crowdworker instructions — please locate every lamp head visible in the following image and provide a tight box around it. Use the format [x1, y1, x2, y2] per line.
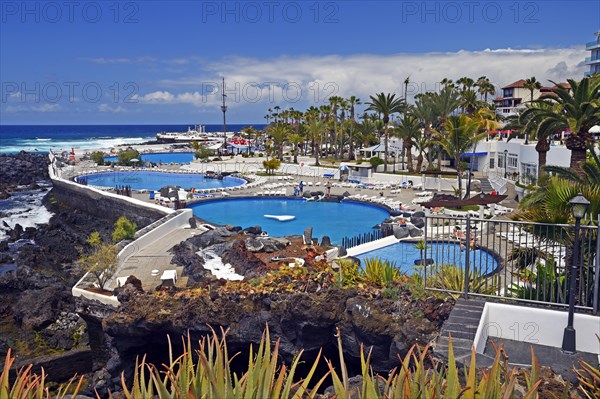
[569, 193, 590, 219]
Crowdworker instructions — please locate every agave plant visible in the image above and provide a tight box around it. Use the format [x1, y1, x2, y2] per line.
[119, 326, 328, 399]
[0, 348, 83, 399]
[363, 257, 402, 288]
[428, 264, 498, 297]
[326, 327, 542, 398]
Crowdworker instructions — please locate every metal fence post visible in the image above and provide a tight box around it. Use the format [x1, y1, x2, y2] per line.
[594, 218, 600, 315]
[463, 214, 471, 299]
[423, 215, 428, 288]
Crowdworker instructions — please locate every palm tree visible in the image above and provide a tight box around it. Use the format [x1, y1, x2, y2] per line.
[395, 113, 421, 173]
[460, 89, 479, 115]
[524, 76, 542, 102]
[456, 77, 475, 92]
[476, 76, 496, 103]
[266, 122, 289, 160]
[307, 116, 325, 166]
[520, 77, 600, 177]
[505, 103, 554, 179]
[366, 93, 405, 171]
[338, 98, 349, 159]
[413, 133, 430, 173]
[288, 133, 303, 164]
[347, 96, 361, 160]
[434, 115, 487, 198]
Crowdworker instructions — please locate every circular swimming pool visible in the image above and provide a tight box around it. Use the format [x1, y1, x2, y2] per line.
[81, 171, 245, 191]
[104, 152, 196, 164]
[189, 198, 390, 244]
[355, 241, 499, 274]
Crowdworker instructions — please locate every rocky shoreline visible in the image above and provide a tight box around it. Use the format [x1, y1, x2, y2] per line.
[0, 152, 116, 373]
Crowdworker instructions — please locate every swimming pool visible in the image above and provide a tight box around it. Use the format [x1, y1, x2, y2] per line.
[355, 241, 499, 274]
[82, 171, 245, 191]
[189, 198, 390, 244]
[104, 152, 195, 164]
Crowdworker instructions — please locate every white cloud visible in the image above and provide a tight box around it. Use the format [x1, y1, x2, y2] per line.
[82, 56, 157, 64]
[141, 47, 587, 112]
[5, 103, 61, 113]
[98, 103, 126, 113]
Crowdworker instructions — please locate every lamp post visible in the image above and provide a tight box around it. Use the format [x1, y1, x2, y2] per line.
[504, 149, 508, 179]
[562, 193, 590, 354]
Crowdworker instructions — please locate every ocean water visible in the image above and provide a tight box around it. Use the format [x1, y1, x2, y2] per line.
[0, 184, 54, 242]
[0, 124, 266, 154]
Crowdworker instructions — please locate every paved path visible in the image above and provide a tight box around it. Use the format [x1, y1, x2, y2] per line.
[108, 227, 205, 291]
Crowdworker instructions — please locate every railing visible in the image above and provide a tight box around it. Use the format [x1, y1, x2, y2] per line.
[586, 40, 600, 48]
[341, 227, 393, 249]
[423, 215, 599, 314]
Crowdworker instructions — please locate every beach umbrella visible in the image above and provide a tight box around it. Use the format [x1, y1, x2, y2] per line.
[130, 158, 140, 163]
[589, 125, 600, 133]
[339, 165, 349, 171]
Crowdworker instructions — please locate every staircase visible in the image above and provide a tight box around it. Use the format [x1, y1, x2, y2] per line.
[435, 298, 486, 364]
[479, 177, 494, 193]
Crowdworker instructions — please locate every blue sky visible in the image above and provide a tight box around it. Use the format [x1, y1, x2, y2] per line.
[1, 0, 599, 124]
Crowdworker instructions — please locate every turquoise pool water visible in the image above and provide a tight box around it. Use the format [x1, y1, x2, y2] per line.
[82, 171, 245, 191]
[105, 152, 195, 164]
[355, 242, 499, 274]
[189, 198, 389, 244]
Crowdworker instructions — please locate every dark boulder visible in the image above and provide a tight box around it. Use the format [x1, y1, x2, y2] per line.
[412, 211, 425, 218]
[245, 238, 265, 252]
[243, 225, 262, 235]
[221, 240, 266, 277]
[410, 217, 425, 229]
[12, 285, 74, 330]
[320, 236, 332, 247]
[259, 237, 288, 253]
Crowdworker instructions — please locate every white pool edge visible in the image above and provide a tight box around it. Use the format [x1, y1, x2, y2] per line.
[474, 302, 600, 364]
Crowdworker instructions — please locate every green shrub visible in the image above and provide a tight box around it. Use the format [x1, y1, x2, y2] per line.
[382, 286, 401, 300]
[263, 158, 281, 175]
[90, 151, 105, 165]
[369, 156, 384, 168]
[112, 216, 137, 242]
[194, 146, 213, 160]
[334, 258, 362, 288]
[117, 149, 140, 165]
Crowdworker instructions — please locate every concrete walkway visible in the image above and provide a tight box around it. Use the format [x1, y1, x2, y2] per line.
[108, 227, 206, 291]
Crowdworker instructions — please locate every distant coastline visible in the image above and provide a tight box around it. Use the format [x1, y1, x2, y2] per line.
[0, 124, 267, 154]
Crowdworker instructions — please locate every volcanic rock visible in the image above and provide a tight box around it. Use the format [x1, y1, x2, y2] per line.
[220, 240, 266, 277]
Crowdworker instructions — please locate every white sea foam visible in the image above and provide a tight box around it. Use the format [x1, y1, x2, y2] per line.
[1, 136, 154, 154]
[197, 250, 244, 281]
[0, 190, 54, 242]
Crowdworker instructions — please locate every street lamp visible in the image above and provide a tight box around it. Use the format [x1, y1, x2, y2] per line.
[504, 149, 508, 179]
[562, 193, 590, 354]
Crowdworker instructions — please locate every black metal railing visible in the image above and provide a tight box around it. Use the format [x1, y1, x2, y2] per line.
[423, 214, 599, 313]
[341, 227, 393, 249]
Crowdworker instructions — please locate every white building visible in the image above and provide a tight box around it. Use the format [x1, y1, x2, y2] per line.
[467, 138, 571, 184]
[585, 31, 600, 77]
[493, 80, 566, 117]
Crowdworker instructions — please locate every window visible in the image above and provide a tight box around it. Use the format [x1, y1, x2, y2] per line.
[508, 154, 518, 168]
[503, 88, 514, 98]
[521, 163, 537, 184]
[497, 154, 505, 168]
[489, 152, 495, 169]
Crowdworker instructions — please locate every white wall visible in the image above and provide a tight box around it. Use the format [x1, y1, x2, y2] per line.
[474, 303, 600, 357]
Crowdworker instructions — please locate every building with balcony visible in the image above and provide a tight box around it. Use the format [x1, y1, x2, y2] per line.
[493, 80, 556, 117]
[585, 31, 600, 77]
